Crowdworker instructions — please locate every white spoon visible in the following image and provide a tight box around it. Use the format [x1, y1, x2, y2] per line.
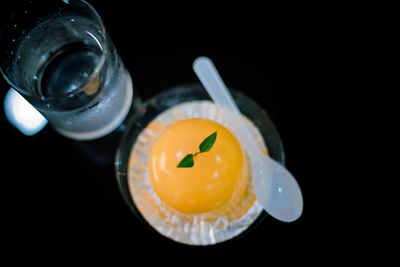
[193, 57, 303, 222]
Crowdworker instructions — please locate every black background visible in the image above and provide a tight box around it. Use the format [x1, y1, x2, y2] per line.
[0, 0, 358, 261]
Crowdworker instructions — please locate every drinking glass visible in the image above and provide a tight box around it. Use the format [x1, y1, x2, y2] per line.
[0, 0, 136, 140]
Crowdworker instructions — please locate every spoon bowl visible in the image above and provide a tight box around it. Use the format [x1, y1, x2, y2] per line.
[193, 57, 303, 222]
[252, 155, 303, 222]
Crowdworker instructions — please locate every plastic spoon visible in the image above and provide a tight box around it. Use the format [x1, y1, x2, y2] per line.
[193, 57, 303, 222]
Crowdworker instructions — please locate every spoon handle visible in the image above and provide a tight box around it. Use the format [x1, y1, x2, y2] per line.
[193, 57, 263, 158]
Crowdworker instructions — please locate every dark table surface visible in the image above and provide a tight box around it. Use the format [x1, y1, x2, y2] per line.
[0, 0, 355, 259]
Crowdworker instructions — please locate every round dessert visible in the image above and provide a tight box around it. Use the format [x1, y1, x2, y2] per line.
[115, 84, 285, 246]
[149, 118, 249, 215]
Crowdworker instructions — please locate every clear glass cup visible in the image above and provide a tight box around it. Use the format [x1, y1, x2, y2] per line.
[0, 0, 136, 140]
[115, 84, 286, 245]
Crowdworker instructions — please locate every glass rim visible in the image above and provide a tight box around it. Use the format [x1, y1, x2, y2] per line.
[0, 0, 108, 100]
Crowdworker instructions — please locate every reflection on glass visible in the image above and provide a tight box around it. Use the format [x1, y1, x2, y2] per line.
[3, 88, 47, 136]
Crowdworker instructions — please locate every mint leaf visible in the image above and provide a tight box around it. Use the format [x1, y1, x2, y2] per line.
[177, 154, 194, 168]
[199, 131, 217, 153]
[176, 131, 217, 168]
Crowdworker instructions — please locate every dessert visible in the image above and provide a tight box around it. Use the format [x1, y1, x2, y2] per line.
[149, 118, 249, 215]
[124, 99, 272, 245]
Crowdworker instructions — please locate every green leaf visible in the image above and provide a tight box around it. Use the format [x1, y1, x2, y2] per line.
[199, 131, 217, 153]
[177, 154, 194, 168]
[176, 131, 218, 168]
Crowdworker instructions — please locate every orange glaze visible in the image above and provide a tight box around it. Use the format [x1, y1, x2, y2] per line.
[149, 118, 249, 214]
